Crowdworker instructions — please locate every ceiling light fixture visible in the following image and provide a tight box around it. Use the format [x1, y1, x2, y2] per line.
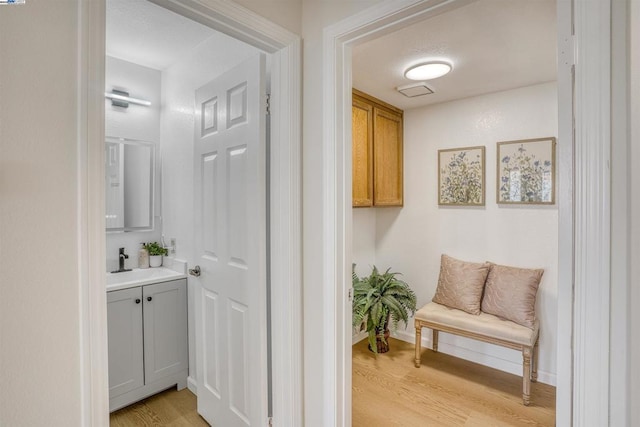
[105, 89, 151, 108]
[404, 61, 452, 81]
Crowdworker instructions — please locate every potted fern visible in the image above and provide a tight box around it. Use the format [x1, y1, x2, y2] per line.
[352, 266, 417, 353]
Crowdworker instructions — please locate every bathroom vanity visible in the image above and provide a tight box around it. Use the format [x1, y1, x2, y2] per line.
[106, 267, 188, 412]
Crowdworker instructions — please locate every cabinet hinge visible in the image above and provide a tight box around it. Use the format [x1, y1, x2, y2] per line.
[266, 93, 271, 115]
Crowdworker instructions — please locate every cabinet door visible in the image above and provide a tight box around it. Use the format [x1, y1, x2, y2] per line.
[373, 107, 403, 206]
[107, 287, 144, 399]
[143, 279, 188, 384]
[352, 97, 374, 207]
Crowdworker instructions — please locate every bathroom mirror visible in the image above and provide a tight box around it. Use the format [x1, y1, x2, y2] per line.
[105, 137, 155, 232]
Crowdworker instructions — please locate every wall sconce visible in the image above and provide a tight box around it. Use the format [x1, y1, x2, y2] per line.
[105, 89, 151, 108]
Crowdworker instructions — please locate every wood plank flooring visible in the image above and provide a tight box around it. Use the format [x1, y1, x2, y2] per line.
[352, 338, 556, 427]
[110, 388, 209, 427]
[112, 338, 555, 426]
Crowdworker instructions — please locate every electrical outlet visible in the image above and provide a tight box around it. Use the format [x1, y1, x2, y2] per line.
[170, 238, 176, 255]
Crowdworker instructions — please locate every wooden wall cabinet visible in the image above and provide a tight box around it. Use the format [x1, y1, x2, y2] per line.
[352, 89, 403, 207]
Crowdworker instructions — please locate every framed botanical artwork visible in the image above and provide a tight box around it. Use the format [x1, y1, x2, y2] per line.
[438, 146, 485, 206]
[497, 137, 556, 204]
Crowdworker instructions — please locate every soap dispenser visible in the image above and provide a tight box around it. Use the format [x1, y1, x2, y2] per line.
[138, 243, 150, 269]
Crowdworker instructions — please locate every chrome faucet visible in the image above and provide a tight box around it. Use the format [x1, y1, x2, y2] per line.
[111, 247, 132, 273]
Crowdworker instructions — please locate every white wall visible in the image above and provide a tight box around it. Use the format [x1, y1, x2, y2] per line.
[160, 31, 260, 385]
[353, 82, 559, 384]
[0, 1, 82, 424]
[352, 209, 376, 277]
[233, 0, 301, 35]
[630, 0, 640, 423]
[105, 56, 162, 271]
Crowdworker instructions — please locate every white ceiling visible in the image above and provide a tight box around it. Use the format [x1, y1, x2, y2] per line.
[352, 0, 557, 110]
[106, 0, 215, 70]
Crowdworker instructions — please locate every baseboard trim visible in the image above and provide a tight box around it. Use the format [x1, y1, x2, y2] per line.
[352, 330, 368, 345]
[392, 330, 557, 386]
[187, 376, 198, 395]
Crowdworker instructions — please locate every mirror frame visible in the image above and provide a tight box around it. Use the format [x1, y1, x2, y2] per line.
[105, 136, 156, 232]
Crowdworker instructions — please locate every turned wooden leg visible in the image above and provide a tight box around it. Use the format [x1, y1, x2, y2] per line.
[523, 347, 532, 406]
[532, 339, 539, 383]
[414, 322, 422, 368]
[432, 329, 439, 353]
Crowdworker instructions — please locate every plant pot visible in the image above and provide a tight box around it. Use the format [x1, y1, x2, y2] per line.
[368, 329, 390, 354]
[149, 255, 163, 268]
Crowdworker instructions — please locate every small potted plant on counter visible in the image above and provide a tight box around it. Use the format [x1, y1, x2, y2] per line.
[145, 242, 168, 267]
[352, 265, 417, 353]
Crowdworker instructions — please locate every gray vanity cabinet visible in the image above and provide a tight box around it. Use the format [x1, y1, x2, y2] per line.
[107, 278, 188, 412]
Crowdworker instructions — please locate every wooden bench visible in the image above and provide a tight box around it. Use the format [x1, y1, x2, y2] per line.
[414, 302, 540, 406]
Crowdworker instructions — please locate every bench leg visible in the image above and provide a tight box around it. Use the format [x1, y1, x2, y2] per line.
[432, 330, 439, 353]
[531, 339, 539, 383]
[414, 323, 422, 368]
[523, 346, 532, 406]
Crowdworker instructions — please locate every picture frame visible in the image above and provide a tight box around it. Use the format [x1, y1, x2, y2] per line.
[496, 137, 556, 205]
[438, 145, 485, 206]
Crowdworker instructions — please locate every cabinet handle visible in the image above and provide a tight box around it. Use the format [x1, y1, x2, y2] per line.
[147, 296, 152, 302]
[135, 299, 141, 304]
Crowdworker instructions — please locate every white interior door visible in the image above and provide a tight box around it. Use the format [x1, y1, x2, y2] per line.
[193, 53, 268, 427]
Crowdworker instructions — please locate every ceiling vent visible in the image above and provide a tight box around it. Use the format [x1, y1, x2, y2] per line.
[396, 82, 434, 98]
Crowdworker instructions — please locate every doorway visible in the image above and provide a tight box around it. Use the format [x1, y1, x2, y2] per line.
[320, 0, 585, 425]
[80, 0, 302, 424]
[350, 0, 558, 424]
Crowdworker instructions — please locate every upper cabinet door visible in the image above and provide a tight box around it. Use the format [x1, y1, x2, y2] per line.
[373, 107, 403, 206]
[352, 98, 374, 207]
[352, 89, 403, 208]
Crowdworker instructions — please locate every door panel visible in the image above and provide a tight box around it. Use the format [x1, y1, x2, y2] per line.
[107, 287, 143, 399]
[143, 279, 188, 384]
[194, 53, 268, 427]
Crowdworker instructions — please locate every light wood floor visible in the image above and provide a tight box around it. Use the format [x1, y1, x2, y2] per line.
[112, 339, 555, 426]
[110, 388, 209, 426]
[352, 338, 556, 427]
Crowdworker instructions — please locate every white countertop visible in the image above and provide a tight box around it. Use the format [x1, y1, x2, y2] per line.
[106, 260, 188, 292]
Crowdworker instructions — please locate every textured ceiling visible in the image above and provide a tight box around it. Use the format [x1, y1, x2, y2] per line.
[352, 0, 557, 110]
[106, 0, 215, 70]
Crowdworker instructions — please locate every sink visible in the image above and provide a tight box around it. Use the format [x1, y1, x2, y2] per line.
[107, 267, 186, 291]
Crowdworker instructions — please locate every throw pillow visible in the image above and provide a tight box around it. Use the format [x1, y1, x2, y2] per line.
[481, 263, 544, 329]
[432, 254, 490, 315]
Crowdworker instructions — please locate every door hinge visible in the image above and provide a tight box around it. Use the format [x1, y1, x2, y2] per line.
[268, 416, 273, 426]
[348, 288, 353, 302]
[559, 34, 575, 67]
[266, 93, 271, 115]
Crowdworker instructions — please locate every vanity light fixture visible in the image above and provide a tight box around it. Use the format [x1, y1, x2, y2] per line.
[105, 89, 151, 108]
[404, 61, 452, 81]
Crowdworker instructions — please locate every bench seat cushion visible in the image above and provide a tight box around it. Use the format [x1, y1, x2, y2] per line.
[415, 302, 538, 347]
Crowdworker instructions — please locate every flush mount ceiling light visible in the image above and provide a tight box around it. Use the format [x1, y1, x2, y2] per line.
[105, 89, 151, 108]
[404, 61, 452, 81]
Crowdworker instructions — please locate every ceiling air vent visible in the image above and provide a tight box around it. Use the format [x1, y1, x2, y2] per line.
[396, 82, 434, 98]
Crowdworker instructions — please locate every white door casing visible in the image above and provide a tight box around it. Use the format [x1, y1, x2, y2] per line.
[193, 53, 268, 427]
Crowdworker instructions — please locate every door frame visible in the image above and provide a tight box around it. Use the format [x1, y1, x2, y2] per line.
[77, 1, 302, 425]
[322, 0, 615, 425]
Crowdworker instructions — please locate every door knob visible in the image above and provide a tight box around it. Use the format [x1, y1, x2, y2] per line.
[135, 298, 141, 304]
[189, 265, 201, 277]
